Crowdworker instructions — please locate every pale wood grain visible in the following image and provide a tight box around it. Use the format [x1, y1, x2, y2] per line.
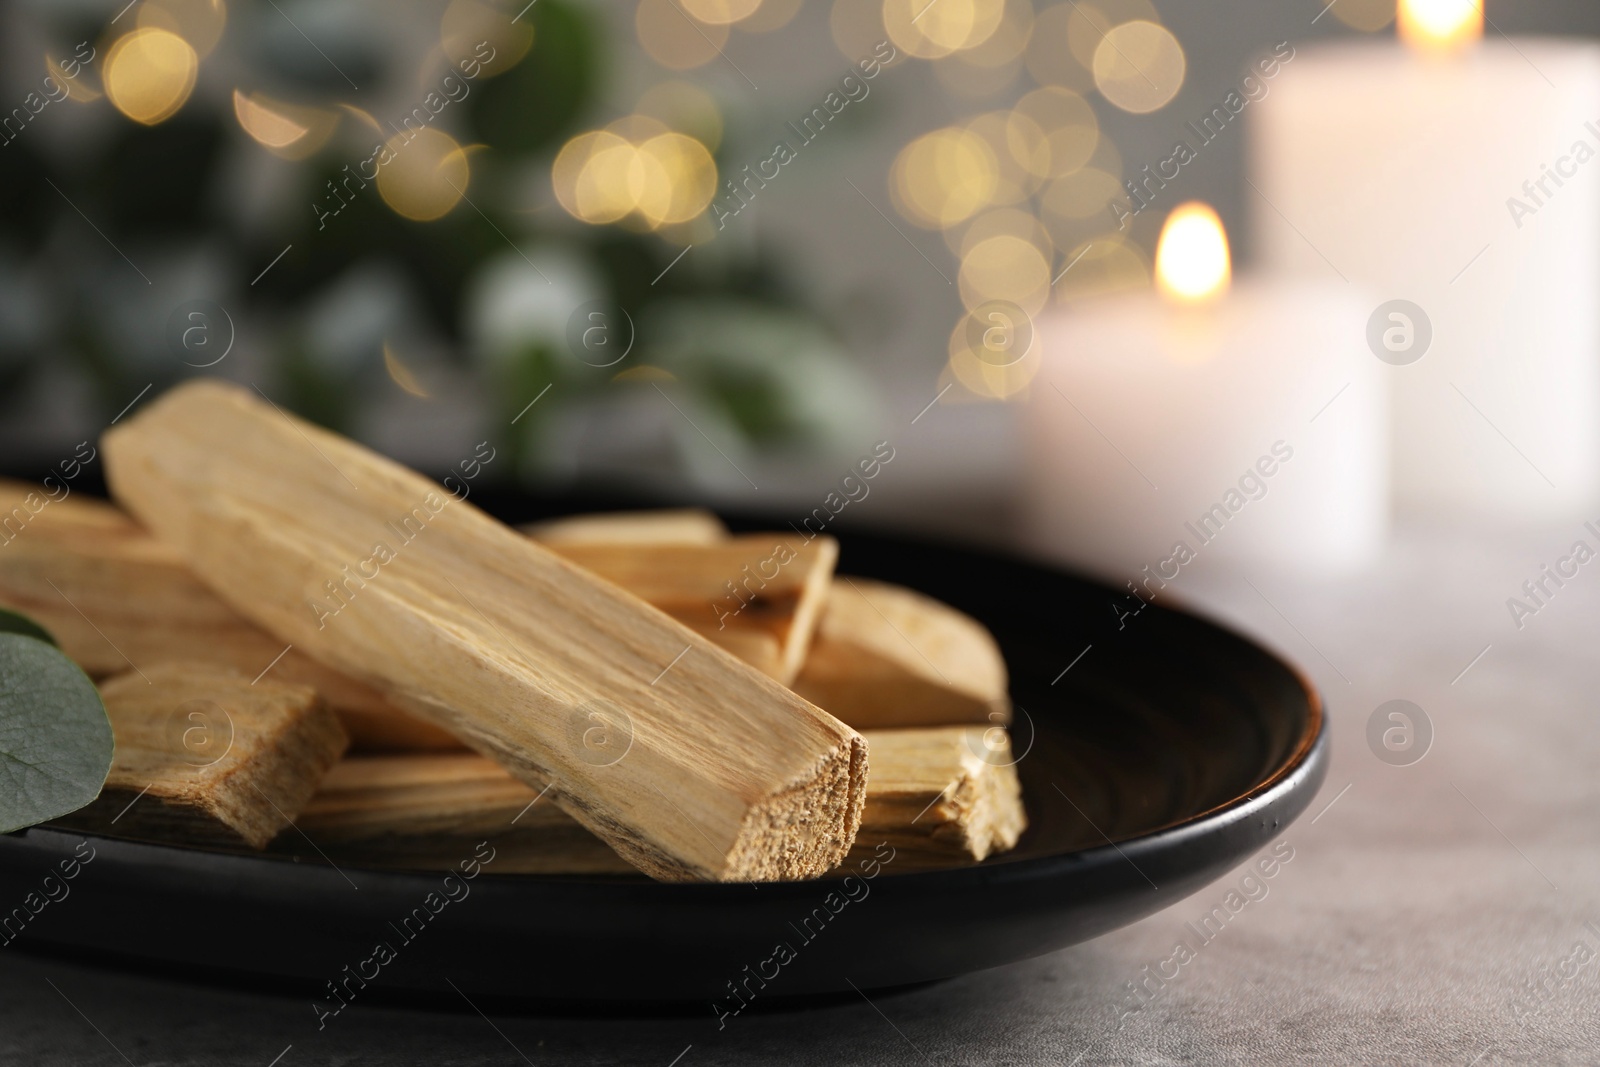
[545, 536, 838, 685]
[520, 515, 1010, 728]
[857, 724, 1026, 866]
[286, 751, 631, 874]
[53, 662, 348, 849]
[103, 381, 866, 882]
[281, 726, 1025, 873]
[0, 480, 461, 751]
[523, 509, 728, 545]
[522, 513, 801, 683]
[793, 577, 1012, 729]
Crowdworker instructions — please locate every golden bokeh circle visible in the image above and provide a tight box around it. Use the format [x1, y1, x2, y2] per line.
[1092, 20, 1185, 114]
[553, 124, 718, 228]
[1013, 86, 1098, 177]
[554, 131, 607, 220]
[959, 233, 1051, 314]
[377, 128, 470, 221]
[1066, 0, 1160, 68]
[1052, 235, 1150, 302]
[962, 0, 1033, 67]
[937, 0, 1030, 98]
[635, 132, 718, 225]
[604, 113, 673, 143]
[951, 207, 1054, 261]
[1003, 108, 1050, 178]
[883, 0, 1003, 59]
[892, 127, 999, 229]
[948, 311, 1040, 399]
[1040, 166, 1123, 223]
[232, 90, 338, 160]
[580, 137, 647, 224]
[104, 28, 198, 125]
[681, 0, 764, 25]
[966, 111, 1040, 206]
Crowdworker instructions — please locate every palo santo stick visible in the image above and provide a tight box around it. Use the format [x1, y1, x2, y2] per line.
[523, 508, 728, 546]
[285, 726, 1025, 873]
[858, 725, 1025, 866]
[544, 536, 838, 686]
[104, 381, 866, 882]
[0, 480, 461, 752]
[688, 628, 787, 684]
[792, 577, 1011, 730]
[522, 517, 805, 682]
[54, 662, 348, 849]
[287, 751, 635, 875]
[520, 518, 1005, 721]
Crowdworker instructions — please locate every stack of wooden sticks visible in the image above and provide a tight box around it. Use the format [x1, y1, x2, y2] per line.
[0, 381, 1026, 881]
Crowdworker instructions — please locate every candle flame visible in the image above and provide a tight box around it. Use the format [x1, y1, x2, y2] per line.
[1398, 0, 1482, 53]
[1156, 202, 1230, 305]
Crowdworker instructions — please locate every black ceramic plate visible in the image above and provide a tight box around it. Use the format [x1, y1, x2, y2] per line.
[0, 516, 1325, 1005]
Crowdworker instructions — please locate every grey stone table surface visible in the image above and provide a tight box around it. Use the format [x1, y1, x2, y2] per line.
[4, 522, 1599, 1066]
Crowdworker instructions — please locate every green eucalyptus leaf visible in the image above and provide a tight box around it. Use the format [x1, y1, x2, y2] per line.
[0, 609, 58, 647]
[0, 634, 114, 834]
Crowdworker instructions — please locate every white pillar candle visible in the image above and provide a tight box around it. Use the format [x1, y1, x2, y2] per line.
[1251, 30, 1600, 519]
[1022, 205, 1387, 581]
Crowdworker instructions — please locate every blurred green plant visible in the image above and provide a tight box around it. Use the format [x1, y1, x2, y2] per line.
[0, 0, 878, 484]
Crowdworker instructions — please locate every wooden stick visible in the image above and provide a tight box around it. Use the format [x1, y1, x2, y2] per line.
[0, 480, 461, 752]
[544, 536, 838, 685]
[517, 513, 1008, 725]
[684, 628, 787, 685]
[859, 725, 1025, 866]
[792, 577, 1012, 730]
[285, 751, 633, 875]
[523, 508, 728, 546]
[53, 662, 349, 849]
[104, 381, 866, 882]
[282, 726, 1025, 873]
[521, 514, 809, 683]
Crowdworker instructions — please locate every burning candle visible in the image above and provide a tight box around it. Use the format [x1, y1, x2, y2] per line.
[1251, 0, 1600, 519]
[1022, 203, 1388, 581]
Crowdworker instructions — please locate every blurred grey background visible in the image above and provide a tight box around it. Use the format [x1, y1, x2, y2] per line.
[2, 0, 1598, 539]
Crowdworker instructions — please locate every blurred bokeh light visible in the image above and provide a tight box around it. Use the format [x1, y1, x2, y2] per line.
[103, 28, 199, 125]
